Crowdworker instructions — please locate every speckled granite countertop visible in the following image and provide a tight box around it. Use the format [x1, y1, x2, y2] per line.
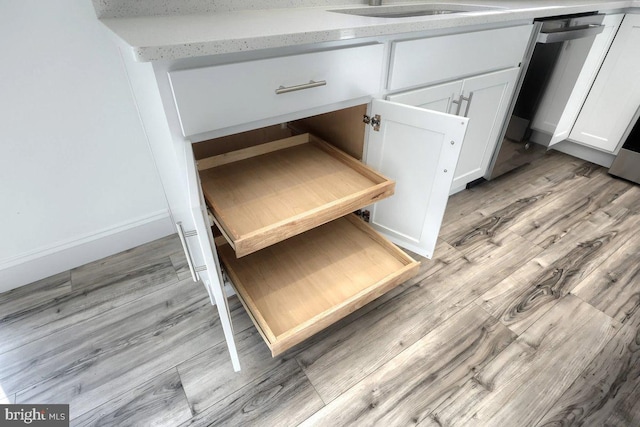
[98, 0, 639, 62]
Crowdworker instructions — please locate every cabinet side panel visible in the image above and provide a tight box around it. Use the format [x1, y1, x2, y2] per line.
[193, 125, 293, 159]
[292, 105, 367, 160]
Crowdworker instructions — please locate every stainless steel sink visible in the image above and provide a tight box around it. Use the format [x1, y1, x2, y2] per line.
[329, 3, 504, 18]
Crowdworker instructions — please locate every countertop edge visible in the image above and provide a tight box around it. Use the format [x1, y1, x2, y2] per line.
[99, 1, 640, 62]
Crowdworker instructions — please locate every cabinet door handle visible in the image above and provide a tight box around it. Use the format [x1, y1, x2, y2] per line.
[451, 94, 463, 115]
[462, 92, 474, 117]
[176, 222, 206, 282]
[275, 80, 326, 94]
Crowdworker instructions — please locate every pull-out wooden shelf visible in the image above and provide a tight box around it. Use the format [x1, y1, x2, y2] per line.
[218, 215, 420, 356]
[198, 133, 394, 257]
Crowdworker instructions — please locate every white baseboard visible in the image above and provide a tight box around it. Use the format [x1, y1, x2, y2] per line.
[0, 211, 175, 294]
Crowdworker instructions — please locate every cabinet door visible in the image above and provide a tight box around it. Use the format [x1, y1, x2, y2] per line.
[365, 99, 468, 259]
[531, 34, 602, 138]
[545, 14, 624, 146]
[452, 68, 520, 191]
[183, 142, 241, 371]
[387, 80, 462, 114]
[569, 14, 640, 152]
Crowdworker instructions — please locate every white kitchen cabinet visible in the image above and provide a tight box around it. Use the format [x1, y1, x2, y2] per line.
[533, 14, 624, 146]
[388, 67, 520, 193]
[165, 36, 470, 358]
[388, 80, 463, 114]
[188, 101, 467, 356]
[569, 14, 640, 152]
[120, 22, 532, 369]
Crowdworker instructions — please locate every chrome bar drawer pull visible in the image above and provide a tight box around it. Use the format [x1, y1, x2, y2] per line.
[176, 222, 207, 282]
[275, 80, 327, 95]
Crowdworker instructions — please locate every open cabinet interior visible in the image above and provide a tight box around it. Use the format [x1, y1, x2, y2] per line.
[193, 104, 367, 161]
[195, 105, 396, 258]
[198, 132, 394, 257]
[193, 104, 421, 356]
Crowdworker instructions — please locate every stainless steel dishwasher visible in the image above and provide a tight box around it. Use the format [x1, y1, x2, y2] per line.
[486, 13, 605, 179]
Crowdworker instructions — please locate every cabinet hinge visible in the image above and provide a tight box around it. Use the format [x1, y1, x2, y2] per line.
[363, 114, 381, 132]
[206, 208, 215, 226]
[355, 209, 371, 223]
[221, 268, 231, 285]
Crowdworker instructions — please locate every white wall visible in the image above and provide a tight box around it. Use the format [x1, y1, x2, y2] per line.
[0, 0, 173, 291]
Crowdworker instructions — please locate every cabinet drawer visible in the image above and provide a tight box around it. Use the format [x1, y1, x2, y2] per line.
[219, 214, 420, 356]
[169, 44, 384, 136]
[198, 133, 394, 257]
[388, 24, 533, 90]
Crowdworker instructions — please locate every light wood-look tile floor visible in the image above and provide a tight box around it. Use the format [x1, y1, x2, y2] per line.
[2, 151, 640, 426]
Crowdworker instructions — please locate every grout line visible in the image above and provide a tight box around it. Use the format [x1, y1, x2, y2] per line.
[530, 322, 629, 427]
[67, 366, 181, 422]
[0, 270, 72, 302]
[175, 367, 196, 417]
[7, 284, 212, 399]
[303, 303, 519, 425]
[569, 290, 622, 326]
[472, 297, 512, 331]
[295, 357, 327, 406]
[426, 322, 521, 424]
[319, 300, 471, 405]
[0, 261, 188, 358]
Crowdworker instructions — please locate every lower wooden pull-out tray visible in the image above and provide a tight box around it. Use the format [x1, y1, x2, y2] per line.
[198, 133, 395, 258]
[218, 215, 420, 356]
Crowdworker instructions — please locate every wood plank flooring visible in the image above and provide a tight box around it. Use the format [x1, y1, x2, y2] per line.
[1, 150, 639, 426]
